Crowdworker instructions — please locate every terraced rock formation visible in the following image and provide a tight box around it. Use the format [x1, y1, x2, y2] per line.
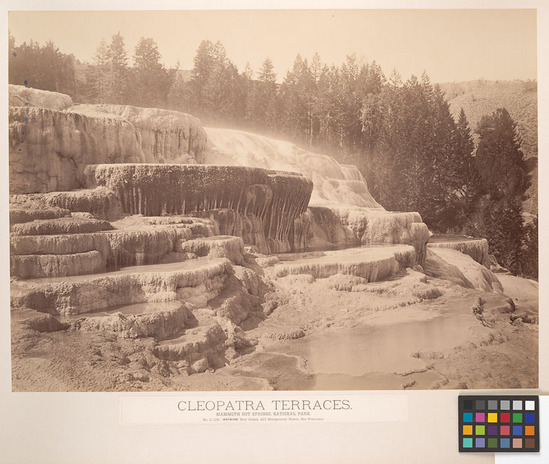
[205, 127, 431, 263]
[9, 85, 536, 392]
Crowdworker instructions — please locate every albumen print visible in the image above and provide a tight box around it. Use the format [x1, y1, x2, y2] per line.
[8, 9, 538, 391]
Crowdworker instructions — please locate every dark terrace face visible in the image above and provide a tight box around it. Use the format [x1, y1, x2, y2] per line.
[459, 396, 539, 452]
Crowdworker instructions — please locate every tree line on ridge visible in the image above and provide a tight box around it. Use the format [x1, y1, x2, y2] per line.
[8, 35, 537, 278]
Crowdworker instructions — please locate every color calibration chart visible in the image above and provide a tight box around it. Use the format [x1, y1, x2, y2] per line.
[459, 396, 540, 452]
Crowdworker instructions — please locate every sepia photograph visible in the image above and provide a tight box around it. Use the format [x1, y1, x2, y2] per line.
[7, 8, 538, 393]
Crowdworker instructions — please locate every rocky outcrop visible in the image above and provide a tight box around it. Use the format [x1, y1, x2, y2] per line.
[115, 215, 217, 237]
[86, 164, 313, 254]
[71, 104, 208, 164]
[9, 106, 144, 194]
[86, 164, 312, 217]
[10, 88, 430, 260]
[10, 86, 535, 392]
[9, 85, 73, 110]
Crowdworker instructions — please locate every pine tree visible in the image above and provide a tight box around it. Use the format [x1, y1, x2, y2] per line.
[339, 54, 363, 152]
[9, 38, 76, 96]
[308, 54, 331, 148]
[243, 62, 254, 81]
[471, 108, 528, 275]
[204, 42, 246, 122]
[425, 84, 458, 230]
[484, 198, 524, 274]
[453, 108, 481, 219]
[364, 61, 385, 95]
[278, 54, 315, 144]
[401, 74, 436, 216]
[247, 58, 278, 130]
[475, 108, 527, 200]
[310, 53, 324, 84]
[454, 109, 475, 180]
[358, 62, 387, 174]
[186, 40, 245, 123]
[314, 65, 344, 149]
[166, 62, 187, 111]
[131, 37, 172, 107]
[9, 40, 40, 88]
[366, 72, 469, 231]
[520, 216, 538, 279]
[108, 33, 129, 104]
[90, 39, 110, 102]
[187, 40, 215, 115]
[368, 75, 407, 210]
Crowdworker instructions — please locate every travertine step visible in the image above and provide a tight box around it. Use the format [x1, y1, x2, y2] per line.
[10, 216, 219, 278]
[11, 217, 113, 236]
[12, 187, 123, 221]
[11, 258, 232, 316]
[175, 235, 244, 264]
[428, 234, 490, 267]
[9, 203, 70, 224]
[11, 233, 107, 255]
[271, 245, 416, 281]
[153, 324, 228, 373]
[85, 164, 312, 218]
[83, 163, 313, 254]
[310, 205, 430, 265]
[11, 250, 106, 279]
[72, 301, 194, 341]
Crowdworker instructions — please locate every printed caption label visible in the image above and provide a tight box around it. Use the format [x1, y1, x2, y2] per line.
[120, 394, 408, 424]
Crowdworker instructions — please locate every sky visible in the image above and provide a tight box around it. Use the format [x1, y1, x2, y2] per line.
[8, 9, 537, 84]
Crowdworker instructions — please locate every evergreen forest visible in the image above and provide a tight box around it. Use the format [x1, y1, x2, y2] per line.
[8, 35, 538, 278]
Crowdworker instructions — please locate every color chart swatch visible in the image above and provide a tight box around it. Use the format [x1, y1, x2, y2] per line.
[459, 396, 539, 452]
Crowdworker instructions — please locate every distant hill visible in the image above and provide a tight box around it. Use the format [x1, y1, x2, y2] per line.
[438, 79, 538, 217]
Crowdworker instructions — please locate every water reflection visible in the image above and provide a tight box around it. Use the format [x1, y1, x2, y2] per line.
[275, 303, 476, 378]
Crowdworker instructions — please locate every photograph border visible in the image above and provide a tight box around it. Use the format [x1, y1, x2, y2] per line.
[1, 1, 547, 463]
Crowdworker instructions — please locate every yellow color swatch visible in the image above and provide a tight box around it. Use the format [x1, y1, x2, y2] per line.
[488, 413, 498, 423]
